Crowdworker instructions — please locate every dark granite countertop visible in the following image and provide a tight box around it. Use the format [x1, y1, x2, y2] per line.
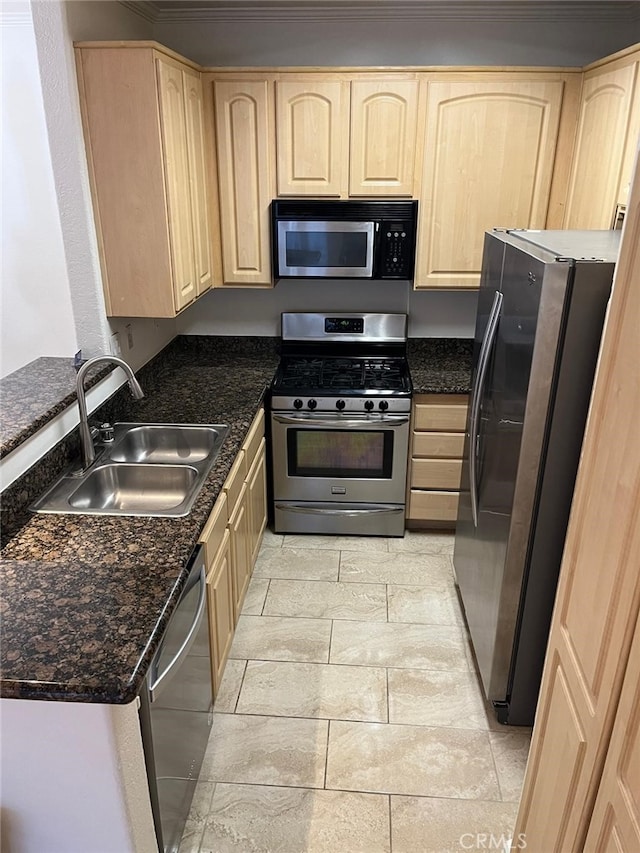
[0, 334, 471, 705]
[408, 338, 473, 394]
[0, 357, 111, 459]
[1, 336, 280, 704]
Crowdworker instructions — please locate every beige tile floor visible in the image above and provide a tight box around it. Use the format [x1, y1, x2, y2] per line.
[179, 529, 532, 853]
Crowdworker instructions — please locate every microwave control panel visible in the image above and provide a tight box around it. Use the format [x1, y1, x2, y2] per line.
[380, 221, 415, 278]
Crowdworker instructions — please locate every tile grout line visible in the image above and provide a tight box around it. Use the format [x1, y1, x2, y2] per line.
[388, 793, 393, 853]
[324, 718, 331, 790]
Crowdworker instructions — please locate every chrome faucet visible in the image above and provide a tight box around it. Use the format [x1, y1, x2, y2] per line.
[76, 356, 144, 470]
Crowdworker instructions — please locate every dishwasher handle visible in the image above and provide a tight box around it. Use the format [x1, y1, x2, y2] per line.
[148, 559, 207, 703]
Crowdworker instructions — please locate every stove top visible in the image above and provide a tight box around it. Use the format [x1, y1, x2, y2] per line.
[271, 312, 413, 413]
[273, 355, 411, 394]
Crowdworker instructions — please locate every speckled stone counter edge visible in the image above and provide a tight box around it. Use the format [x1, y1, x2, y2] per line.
[0, 358, 112, 459]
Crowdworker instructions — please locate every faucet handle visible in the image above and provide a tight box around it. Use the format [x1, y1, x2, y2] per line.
[99, 423, 115, 442]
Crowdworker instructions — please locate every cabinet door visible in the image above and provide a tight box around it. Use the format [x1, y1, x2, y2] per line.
[276, 79, 348, 196]
[214, 80, 273, 285]
[247, 440, 267, 567]
[349, 80, 419, 196]
[564, 63, 638, 228]
[156, 58, 197, 310]
[183, 67, 213, 296]
[206, 529, 234, 697]
[415, 79, 563, 289]
[228, 483, 251, 620]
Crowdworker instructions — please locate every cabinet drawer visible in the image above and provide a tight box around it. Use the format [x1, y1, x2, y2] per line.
[199, 492, 228, 570]
[413, 431, 466, 459]
[408, 489, 460, 522]
[243, 408, 265, 471]
[411, 458, 463, 490]
[223, 450, 247, 512]
[414, 394, 469, 432]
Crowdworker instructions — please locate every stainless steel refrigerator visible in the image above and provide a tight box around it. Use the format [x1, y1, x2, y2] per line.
[453, 229, 619, 726]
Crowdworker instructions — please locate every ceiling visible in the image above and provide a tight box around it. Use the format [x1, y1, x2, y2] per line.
[120, 0, 640, 24]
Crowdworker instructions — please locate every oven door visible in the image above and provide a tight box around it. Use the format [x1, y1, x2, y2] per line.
[276, 220, 375, 278]
[271, 411, 409, 504]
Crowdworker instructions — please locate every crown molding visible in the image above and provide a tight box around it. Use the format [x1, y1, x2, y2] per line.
[119, 0, 640, 25]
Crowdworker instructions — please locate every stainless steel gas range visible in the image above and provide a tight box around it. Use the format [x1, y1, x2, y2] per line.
[270, 313, 412, 537]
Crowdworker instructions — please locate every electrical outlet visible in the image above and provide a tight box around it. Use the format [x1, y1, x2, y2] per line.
[126, 323, 134, 350]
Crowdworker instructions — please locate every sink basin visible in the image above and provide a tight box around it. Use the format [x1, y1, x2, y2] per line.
[32, 422, 230, 517]
[109, 424, 225, 464]
[68, 464, 198, 513]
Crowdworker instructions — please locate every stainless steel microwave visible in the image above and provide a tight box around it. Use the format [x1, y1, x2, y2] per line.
[271, 200, 418, 281]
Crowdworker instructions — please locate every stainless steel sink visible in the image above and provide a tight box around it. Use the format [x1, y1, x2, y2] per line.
[68, 464, 198, 513]
[108, 424, 224, 464]
[32, 422, 230, 517]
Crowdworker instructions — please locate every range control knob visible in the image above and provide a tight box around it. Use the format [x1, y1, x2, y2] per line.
[308, 399, 317, 410]
[379, 401, 389, 411]
[293, 399, 303, 409]
[364, 400, 374, 411]
[336, 400, 346, 411]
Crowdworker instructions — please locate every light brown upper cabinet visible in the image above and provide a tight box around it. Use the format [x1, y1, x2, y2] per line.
[414, 78, 565, 289]
[274, 76, 420, 198]
[76, 45, 213, 317]
[564, 53, 639, 229]
[349, 80, 420, 196]
[276, 79, 349, 196]
[214, 80, 274, 286]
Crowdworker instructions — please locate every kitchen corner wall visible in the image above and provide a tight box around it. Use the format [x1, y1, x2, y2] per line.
[1, 0, 176, 379]
[175, 281, 478, 339]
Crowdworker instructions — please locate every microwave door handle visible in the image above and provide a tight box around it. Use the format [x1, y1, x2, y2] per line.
[469, 290, 503, 528]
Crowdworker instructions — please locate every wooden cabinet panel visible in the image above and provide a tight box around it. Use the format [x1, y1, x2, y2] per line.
[223, 450, 247, 513]
[413, 431, 466, 458]
[247, 440, 267, 567]
[411, 458, 463, 490]
[77, 47, 214, 318]
[349, 80, 419, 196]
[183, 67, 213, 295]
[242, 408, 265, 470]
[206, 528, 234, 697]
[157, 58, 197, 311]
[276, 79, 347, 196]
[584, 612, 640, 853]
[413, 395, 469, 432]
[199, 492, 228, 570]
[214, 80, 273, 285]
[408, 394, 469, 525]
[229, 483, 251, 619]
[415, 79, 563, 289]
[409, 489, 460, 522]
[564, 63, 638, 228]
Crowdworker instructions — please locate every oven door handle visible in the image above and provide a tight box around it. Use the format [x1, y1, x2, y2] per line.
[275, 503, 404, 517]
[272, 414, 410, 428]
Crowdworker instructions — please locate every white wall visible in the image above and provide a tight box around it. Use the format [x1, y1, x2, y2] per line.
[176, 280, 478, 338]
[0, 0, 175, 382]
[0, 3, 78, 378]
[0, 697, 157, 853]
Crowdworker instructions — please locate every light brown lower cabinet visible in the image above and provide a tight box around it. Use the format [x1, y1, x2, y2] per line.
[407, 394, 469, 525]
[199, 408, 268, 698]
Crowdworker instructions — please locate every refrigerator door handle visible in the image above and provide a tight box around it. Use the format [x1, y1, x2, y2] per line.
[469, 289, 503, 527]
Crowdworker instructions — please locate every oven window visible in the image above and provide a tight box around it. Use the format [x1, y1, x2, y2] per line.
[287, 429, 393, 478]
[285, 231, 368, 269]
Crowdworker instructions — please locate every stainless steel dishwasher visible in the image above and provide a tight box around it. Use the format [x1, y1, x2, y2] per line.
[139, 546, 213, 853]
